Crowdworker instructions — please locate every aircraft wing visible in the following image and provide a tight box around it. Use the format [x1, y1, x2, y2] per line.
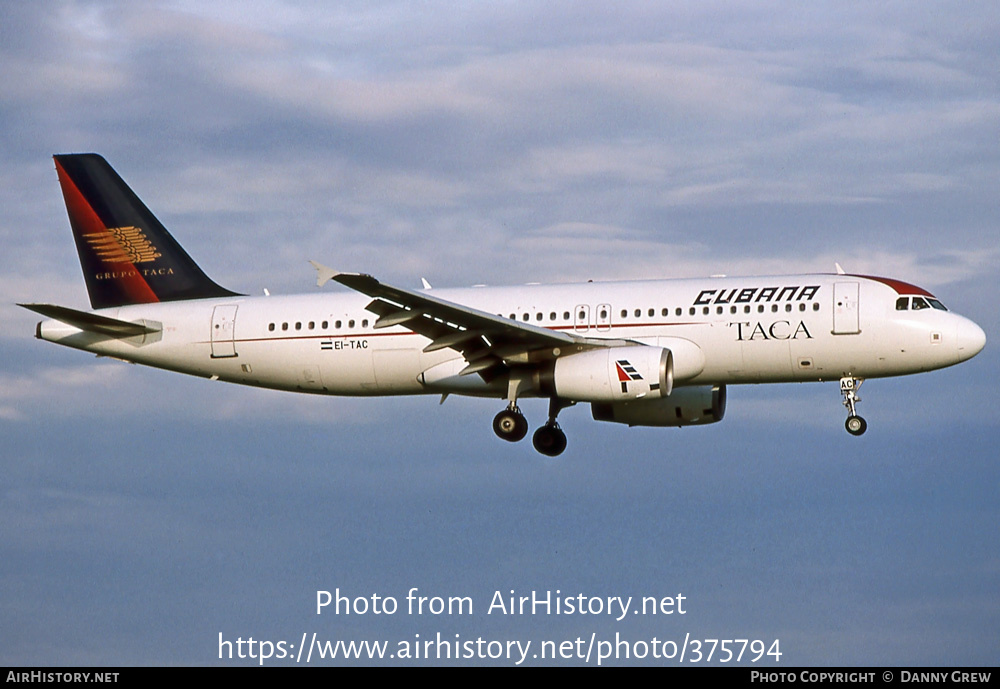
[313, 264, 599, 376]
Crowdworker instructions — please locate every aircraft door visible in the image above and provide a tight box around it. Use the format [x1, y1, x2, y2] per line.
[574, 304, 590, 332]
[833, 282, 860, 335]
[210, 304, 239, 357]
[596, 303, 612, 331]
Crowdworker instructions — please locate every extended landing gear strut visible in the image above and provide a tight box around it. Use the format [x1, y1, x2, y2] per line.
[840, 376, 867, 436]
[493, 373, 530, 443]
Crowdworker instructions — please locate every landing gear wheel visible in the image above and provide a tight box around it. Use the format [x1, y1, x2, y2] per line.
[839, 377, 867, 437]
[493, 409, 528, 442]
[532, 423, 567, 457]
[845, 415, 867, 436]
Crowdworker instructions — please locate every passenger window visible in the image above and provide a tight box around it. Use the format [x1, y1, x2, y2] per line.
[281, 322, 288, 331]
[634, 309, 641, 318]
[550, 312, 557, 321]
[349, 320, 355, 328]
[648, 308, 654, 317]
[689, 307, 695, 316]
[757, 305, 764, 313]
[522, 314, 529, 321]
[563, 312, 570, 320]
[896, 297, 909, 311]
[661, 308, 668, 317]
[716, 306, 723, 315]
[335, 320, 342, 329]
[536, 313, 543, 321]
[621, 309, 627, 318]
[268, 323, 275, 331]
[785, 304, 792, 312]
[309, 321, 315, 329]
[362, 319, 369, 328]
[744, 305, 751, 314]
[676, 308, 682, 316]
[799, 303, 806, 311]
[730, 306, 737, 314]
[812, 303, 819, 311]
[322, 321, 328, 329]
[772, 304, 778, 313]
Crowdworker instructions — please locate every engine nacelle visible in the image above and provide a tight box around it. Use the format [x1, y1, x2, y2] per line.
[549, 346, 673, 402]
[591, 385, 727, 427]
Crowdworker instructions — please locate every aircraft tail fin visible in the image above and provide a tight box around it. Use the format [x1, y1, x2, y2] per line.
[53, 153, 240, 309]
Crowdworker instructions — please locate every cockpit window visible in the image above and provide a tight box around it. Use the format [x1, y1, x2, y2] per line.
[911, 297, 930, 310]
[895, 297, 909, 311]
[928, 299, 948, 311]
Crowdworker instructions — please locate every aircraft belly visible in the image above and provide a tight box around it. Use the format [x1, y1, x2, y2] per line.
[371, 347, 424, 393]
[740, 339, 792, 382]
[318, 344, 377, 393]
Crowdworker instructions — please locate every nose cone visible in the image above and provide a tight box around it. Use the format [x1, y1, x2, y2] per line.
[955, 317, 986, 362]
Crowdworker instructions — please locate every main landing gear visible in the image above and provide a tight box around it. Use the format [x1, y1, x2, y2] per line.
[532, 422, 567, 457]
[492, 398, 571, 456]
[493, 404, 528, 442]
[840, 376, 867, 436]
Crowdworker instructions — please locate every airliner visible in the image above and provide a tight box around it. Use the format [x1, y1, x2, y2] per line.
[20, 154, 986, 456]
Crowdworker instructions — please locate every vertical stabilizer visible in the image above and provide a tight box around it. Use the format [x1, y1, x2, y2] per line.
[53, 153, 240, 309]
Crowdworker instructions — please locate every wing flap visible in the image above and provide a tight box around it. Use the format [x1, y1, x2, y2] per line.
[373, 308, 425, 329]
[422, 329, 484, 353]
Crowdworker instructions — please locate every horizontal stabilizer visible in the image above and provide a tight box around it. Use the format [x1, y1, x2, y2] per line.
[18, 303, 161, 337]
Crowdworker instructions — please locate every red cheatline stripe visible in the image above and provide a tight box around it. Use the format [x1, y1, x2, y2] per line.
[55, 158, 159, 304]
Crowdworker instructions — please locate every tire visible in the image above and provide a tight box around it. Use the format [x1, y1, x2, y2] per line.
[493, 409, 528, 442]
[532, 424, 567, 456]
[845, 415, 867, 436]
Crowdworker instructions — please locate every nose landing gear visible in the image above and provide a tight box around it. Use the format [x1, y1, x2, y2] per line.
[840, 376, 867, 436]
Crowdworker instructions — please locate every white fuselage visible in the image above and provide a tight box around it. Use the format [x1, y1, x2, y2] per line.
[36, 274, 985, 399]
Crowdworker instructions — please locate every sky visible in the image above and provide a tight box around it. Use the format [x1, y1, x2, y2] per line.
[1, 1, 998, 666]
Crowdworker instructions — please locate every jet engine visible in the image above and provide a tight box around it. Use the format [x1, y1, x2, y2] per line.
[591, 385, 727, 426]
[545, 346, 673, 402]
